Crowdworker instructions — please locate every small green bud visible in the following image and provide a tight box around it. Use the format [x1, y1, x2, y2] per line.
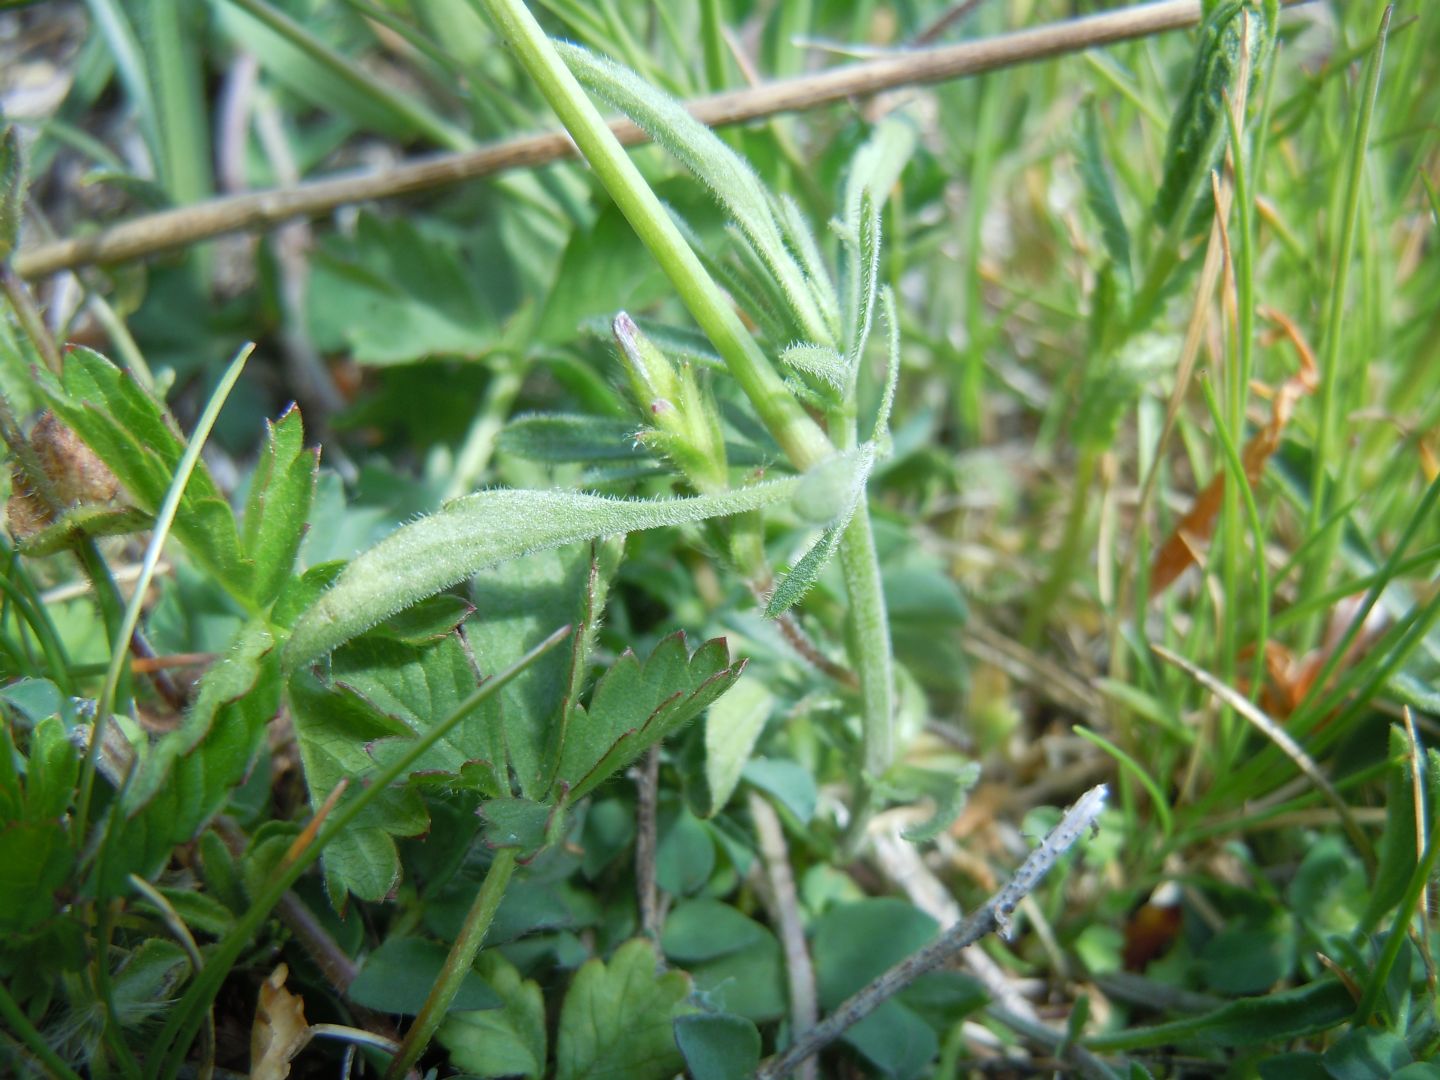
[792, 450, 862, 525]
[613, 312, 728, 492]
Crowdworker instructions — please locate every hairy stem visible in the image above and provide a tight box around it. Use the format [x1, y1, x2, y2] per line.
[386, 848, 518, 1079]
[471, 0, 831, 470]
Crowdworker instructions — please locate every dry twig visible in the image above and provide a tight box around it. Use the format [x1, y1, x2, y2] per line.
[757, 786, 1109, 1079]
[18, 1, 1260, 278]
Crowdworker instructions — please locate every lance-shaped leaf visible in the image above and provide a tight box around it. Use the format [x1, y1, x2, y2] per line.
[557, 633, 744, 803]
[499, 414, 648, 463]
[18, 504, 153, 556]
[780, 343, 846, 390]
[766, 444, 875, 618]
[242, 405, 317, 607]
[1152, 0, 1272, 235]
[283, 473, 809, 669]
[1077, 100, 1132, 291]
[559, 41, 832, 347]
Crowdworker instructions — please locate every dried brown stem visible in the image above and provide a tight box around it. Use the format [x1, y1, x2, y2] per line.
[749, 792, 818, 1080]
[17, 0, 1255, 279]
[634, 745, 661, 941]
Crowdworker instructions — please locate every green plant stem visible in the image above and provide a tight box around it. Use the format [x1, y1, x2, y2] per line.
[0, 977, 85, 1080]
[149, 624, 572, 1080]
[838, 510, 893, 777]
[385, 848, 518, 1079]
[471, 0, 831, 472]
[476, 0, 899, 784]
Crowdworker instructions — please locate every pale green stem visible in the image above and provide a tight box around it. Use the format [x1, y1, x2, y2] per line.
[473, 0, 896, 782]
[471, 0, 831, 471]
[385, 848, 518, 1079]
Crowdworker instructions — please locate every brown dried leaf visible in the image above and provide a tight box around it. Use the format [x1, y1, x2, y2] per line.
[1150, 308, 1318, 594]
[251, 964, 311, 1080]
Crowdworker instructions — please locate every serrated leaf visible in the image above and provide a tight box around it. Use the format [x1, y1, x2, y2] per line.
[242, 405, 317, 607]
[441, 951, 548, 1079]
[286, 669, 428, 904]
[98, 625, 279, 895]
[308, 213, 501, 364]
[284, 473, 805, 668]
[470, 544, 616, 799]
[23, 717, 78, 823]
[39, 348, 252, 606]
[558, 633, 744, 802]
[499, 414, 649, 463]
[0, 820, 73, 933]
[555, 938, 693, 1080]
[332, 631, 506, 796]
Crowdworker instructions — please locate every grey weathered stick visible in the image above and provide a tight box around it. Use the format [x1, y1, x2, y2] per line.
[756, 785, 1109, 1080]
[749, 792, 819, 1080]
[20, 0, 1238, 278]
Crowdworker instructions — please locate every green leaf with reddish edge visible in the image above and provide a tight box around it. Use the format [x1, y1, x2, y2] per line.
[555, 938, 693, 1080]
[39, 347, 254, 607]
[241, 405, 317, 607]
[558, 632, 744, 803]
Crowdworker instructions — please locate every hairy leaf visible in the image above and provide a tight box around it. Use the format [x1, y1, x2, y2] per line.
[559, 41, 830, 346]
[779, 343, 846, 389]
[767, 444, 874, 617]
[100, 623, 279, 895]
[242, 405, 317, 607]
[284, 473, 809, 668]
[1152, 1, 1271, 234]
